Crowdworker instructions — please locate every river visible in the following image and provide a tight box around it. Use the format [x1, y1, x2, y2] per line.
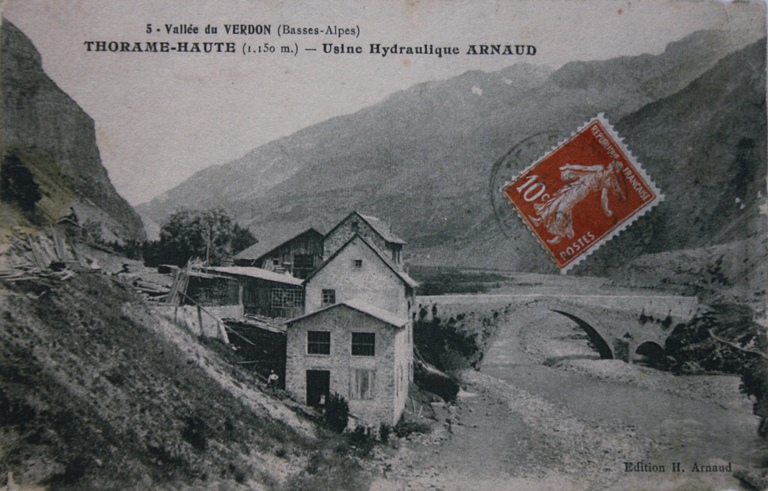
[481, 307, 768, 486]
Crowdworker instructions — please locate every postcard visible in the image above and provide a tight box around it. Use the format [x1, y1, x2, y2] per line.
[1, 1, 766, 490]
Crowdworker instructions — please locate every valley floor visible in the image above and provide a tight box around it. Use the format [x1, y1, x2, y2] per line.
[367, 302, 766, 491]
[2, 257, 764, 490]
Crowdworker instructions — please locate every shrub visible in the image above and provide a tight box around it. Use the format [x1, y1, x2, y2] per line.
[394, 419, 432, 438]
[347, 426, 375, 456]
[324, 392, 349, 433]
[665, 303, 768, 439]
[181, 416, 208, 451]
[414, 313, 480, 371]
[414, 359, 460, 401]
[378, 423, 391, 443]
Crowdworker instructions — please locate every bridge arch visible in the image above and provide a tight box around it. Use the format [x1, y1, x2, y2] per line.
[550, 309, 613, 359]
[528, 297, 679, 362]
[635, 340, 667, 365]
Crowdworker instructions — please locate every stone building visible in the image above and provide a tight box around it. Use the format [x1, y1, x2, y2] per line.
[285, 299, 411, 426]
[285, 222, 417, 427]
[323, 211, 406, 265]
[304, 234, 417, 316]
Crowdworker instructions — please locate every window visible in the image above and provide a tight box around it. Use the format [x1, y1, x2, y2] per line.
[353, 259, 363, 268]
[351, 221, 359, 232]
[350, 369, 375, 399]
[321, 289, 336, 307]
[271, 288, 304, 309]
[307, 331, 330, 355]
[293, 254, 316, 279]
[293, 254, 314, 268]
[351, 332, 375, 356]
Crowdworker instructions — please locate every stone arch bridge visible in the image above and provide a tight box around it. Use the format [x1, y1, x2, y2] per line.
[418, 293, 702, 361]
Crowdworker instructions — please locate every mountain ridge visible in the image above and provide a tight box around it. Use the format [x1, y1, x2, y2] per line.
[418, 36, 766, 273]
[137, 29, 764, 276]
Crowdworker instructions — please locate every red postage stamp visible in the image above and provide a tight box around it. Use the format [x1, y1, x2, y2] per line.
[503, 114, 663, 272]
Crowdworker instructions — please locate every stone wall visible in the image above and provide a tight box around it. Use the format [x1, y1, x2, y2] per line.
[285, 306, 406, 426]
[306, 237, 410, 318]
[323, 214, 391, 261]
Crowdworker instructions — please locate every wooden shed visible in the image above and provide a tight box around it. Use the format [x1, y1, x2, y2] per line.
[233, 227, 324, 279]
[205, 266, 305, 319]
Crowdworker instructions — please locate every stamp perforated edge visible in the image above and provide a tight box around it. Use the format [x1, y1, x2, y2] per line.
[501, 113, 665, 274]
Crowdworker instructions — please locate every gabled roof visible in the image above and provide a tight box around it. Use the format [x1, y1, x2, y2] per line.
[326, 211, 406, 245]
[233, 227, 324, 262]
[286, 299, 408, 328]
[357, 213, 407, 245]
[305, 233, 418, 289]
[205, 266, 304, 286]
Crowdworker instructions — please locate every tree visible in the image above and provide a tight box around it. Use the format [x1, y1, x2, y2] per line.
[1, 154, 42, 212]
[232, 223, 257, 256]
[153, 208, 256, 267]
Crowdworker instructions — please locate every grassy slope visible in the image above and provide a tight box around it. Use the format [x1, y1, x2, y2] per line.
[0, 272, 370, 490]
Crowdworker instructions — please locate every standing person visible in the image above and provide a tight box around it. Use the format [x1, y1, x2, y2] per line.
[267, 370, 279, 391]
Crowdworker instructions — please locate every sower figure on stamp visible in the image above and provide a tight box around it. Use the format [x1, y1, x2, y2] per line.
[529, 160, 626, 244]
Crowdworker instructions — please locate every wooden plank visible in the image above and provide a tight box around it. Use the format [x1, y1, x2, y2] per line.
[38, 237, 57, 263]
[53, 228, 76, 261]
[26, 238, 46, 268]
[49, 227, 62, 258]
[217, 321, 230, 344]
[167, 270, 182, 304]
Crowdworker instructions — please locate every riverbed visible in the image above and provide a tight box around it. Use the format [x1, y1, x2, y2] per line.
[372, 303, 768, 490]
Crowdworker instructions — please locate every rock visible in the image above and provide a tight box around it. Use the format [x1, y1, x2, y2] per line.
[733, 465, 768, 490]
[1, 21, 145, 243]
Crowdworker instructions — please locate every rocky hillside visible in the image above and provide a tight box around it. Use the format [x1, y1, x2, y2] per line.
[137, 30, 764, 278]
[0, 270, 371, 490]
[0, 20, 144, 244]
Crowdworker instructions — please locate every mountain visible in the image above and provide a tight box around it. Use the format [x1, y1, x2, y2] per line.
[436, 36, 767, 275]
[583, 39, 767, 274]
[0, 20, 145, 243]
[137, 62, 552, 227]
[138, 30, 764, 275]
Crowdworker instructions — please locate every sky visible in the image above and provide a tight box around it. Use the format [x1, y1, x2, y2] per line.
[2, 0, 765, 205]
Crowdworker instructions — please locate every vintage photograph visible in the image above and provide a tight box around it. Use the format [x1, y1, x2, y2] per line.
[0, 1, 766, 489]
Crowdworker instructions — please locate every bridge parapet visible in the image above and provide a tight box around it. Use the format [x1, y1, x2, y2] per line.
[418, 293, 699, 318]
[417, 293, 702, 362]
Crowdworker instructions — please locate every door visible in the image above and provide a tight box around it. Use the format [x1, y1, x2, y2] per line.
[306, 370, 330, 407]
